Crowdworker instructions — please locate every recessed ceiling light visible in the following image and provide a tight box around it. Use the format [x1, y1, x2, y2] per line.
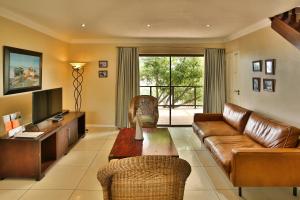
[205, 24, 211, 28]
[81, 23, 86, 28]
[146, 24, 151, 28]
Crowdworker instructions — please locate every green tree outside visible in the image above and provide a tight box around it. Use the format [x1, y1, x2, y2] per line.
[139, 56, 204, 107]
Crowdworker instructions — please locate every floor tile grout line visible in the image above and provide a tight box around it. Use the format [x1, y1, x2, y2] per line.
[16, 188, 30, 200]
[0, 130, 109, 199]
[67, 152, 98, 199]
[67, 134, 110, 200]
[22, 132, 109, 199]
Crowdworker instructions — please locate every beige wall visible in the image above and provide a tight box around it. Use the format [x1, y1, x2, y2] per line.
[225, 27, 300, 127]
[69, 43, 224, 126]
[0, 17, 73, 134]
[68, 44, 117, 126]
[3, 13, 299, 130]
[0, 14, 224, 130]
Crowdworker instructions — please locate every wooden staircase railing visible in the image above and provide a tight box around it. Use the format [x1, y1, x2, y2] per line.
[271, 7, 300, 50]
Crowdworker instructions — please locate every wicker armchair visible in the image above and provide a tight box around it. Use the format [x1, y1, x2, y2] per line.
[97, 156, 191, 200]
[128, 95, 159, 128]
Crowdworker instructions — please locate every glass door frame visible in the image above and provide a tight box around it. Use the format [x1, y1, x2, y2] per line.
[139, 54, 204, 127]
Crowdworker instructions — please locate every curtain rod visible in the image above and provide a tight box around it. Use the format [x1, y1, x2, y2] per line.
[117, 46, 206, 49]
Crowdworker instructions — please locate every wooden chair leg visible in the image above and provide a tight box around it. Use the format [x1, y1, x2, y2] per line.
[238, 187, 242, 197]
[293, 187, 297, 196]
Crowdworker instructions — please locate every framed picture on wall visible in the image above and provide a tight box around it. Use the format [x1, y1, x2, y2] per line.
[252, 77, 261, 92]
[263, 79, 275, 92]
[252, 60, 263, 72]
[3, 46, 42, 95]
[265, 59, 276, 75]
[99, 60, 108, 68]
[99, 70, 108, 78]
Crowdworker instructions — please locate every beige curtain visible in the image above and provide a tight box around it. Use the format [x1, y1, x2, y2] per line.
[203, 48, 226, 113]
[115, 47, 140, 128]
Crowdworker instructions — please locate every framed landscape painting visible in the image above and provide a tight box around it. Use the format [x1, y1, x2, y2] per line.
[3, 46, 42, 95]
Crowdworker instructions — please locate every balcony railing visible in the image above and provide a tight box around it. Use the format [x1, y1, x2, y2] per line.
[140, 85, 203, 109]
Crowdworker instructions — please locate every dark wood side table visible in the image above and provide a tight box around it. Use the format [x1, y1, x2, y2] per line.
[109, 128, 178, 161]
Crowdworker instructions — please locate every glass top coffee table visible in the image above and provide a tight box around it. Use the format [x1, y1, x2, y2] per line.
[109, 128, 178, 161]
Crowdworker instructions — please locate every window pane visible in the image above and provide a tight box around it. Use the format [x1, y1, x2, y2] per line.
[139, 56, 170, 87]
[139, 56, 170, 125]
[139, 55, 204, 126]
[171, 56, 204, 125]
[171, 57, 204, 87]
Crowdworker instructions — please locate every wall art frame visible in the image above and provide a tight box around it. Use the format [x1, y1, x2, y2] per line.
[3, 46, 42, 95]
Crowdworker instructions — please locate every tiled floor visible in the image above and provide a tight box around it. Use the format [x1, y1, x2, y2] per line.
[0, 127, 298, 200]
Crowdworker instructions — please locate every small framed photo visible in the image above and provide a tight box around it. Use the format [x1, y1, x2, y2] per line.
[99, 70, 108, 78]
[252, 77, 261, 92]
[263, 79, 275, 92]
[252, 60, 263, 72]
[99, 60, 108, 68]
[265, 59, 276, 75]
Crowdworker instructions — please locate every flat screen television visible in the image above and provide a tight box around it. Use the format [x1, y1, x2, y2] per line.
[32, 88, 62, 124]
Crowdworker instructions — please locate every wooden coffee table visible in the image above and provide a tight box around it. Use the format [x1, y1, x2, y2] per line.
[109, 128, 178, 161]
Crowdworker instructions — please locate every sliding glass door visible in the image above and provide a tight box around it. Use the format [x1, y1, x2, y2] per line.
[139, 55, 204, 126]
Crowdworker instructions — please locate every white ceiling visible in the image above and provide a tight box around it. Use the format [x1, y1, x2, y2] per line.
[0, 0, 299, 42]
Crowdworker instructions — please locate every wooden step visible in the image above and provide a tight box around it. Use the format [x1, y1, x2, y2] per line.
[271, 17, 300, 50]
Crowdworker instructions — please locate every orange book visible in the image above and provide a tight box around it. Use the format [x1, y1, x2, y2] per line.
[4, 121, 12, 132]
[11, 119, 20, 128]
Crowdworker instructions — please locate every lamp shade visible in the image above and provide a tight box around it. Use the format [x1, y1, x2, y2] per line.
[70, 62, 86, 69]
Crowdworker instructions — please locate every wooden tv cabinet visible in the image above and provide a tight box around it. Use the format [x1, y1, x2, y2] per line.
[0, 112, 85, 181]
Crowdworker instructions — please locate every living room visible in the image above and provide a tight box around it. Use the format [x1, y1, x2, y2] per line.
[0, 0, 300, 200]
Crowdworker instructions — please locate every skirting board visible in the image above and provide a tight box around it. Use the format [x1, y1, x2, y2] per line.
[86, 124, 116, 128]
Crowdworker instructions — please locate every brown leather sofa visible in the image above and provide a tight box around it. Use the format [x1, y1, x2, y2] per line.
[193, 103, 300, 197]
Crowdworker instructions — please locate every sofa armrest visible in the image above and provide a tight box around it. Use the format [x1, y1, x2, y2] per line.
[231, 148, 300, 187]
[193, 113, 223, 122]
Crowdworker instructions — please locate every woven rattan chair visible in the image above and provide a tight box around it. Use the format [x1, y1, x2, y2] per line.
[97, 156, 191, 200]
[128, 95, 159, 128]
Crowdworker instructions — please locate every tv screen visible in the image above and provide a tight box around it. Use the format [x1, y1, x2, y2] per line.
[32, 88, 62, 124]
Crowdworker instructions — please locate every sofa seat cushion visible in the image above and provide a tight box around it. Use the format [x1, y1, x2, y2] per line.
[223, 103, 252, 132]
[193, 121, 241, 142]
[244, 113, 300, 148]
[204, 135, 263, 174]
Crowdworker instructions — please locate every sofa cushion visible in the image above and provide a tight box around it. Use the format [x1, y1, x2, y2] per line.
[193, 121, 241, 142]
[223, 103, 252, 132]
[204, 135, 263, 174]
[244, 113, 300, 148]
